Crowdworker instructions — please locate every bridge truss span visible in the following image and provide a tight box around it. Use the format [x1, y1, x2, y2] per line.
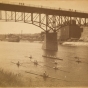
[0, 3, 88, 32]
[0, 3, 88, 50]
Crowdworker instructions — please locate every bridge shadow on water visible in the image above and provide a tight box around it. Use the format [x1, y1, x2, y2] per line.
[43, 50, 57, 57]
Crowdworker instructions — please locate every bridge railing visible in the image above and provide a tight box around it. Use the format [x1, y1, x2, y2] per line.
[0, 1, 88, 14]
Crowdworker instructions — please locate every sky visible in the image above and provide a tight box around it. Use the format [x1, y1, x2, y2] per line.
[0, 0, 88, 34]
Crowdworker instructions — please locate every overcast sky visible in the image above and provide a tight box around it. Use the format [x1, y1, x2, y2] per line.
[0, 0, 88, 34]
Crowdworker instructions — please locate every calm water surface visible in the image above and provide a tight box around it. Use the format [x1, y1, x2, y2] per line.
[0, 41, 88, 86]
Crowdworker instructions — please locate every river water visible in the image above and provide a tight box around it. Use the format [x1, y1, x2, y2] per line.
[0, 41, 88, 87]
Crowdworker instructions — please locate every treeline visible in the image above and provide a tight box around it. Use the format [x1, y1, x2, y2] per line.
[0, 32, 45, 41]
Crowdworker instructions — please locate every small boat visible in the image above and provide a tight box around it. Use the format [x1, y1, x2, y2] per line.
[25, 71, 69, 81]
[11, 61, 21, 68]
[42, 55, 63, 60]
[32, 60, 38, 65]
[69, 58, 88, 64]
[11, 61, 26, 68]
[25, 55, 32, 59]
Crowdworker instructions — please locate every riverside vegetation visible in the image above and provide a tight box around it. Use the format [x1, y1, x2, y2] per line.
[0, 68, 61, 87]
[0, 67, 67, 87]
[0, 68, 25, 87]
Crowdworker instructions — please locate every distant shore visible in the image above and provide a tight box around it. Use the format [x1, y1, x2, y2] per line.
[1, 40, 88, 47]
[62, 41, 88, 46]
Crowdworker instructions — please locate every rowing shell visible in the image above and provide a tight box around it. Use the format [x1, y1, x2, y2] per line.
[42, 55, 63, 61]
[25, 71, 69, 82]
[25, 71, 83, 82]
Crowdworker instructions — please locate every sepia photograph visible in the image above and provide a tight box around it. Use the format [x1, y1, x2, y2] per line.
[0, 0, 88, 87]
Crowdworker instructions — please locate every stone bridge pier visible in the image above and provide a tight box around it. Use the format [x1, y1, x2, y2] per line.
[42, 32, 58, 51]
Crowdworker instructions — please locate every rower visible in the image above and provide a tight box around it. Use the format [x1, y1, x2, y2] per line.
[29, 55, 32, 59]
[43, 71, 48, 78]
[76, 59, 81, 63]
[34, 60, 38, 65]
[16, 61, 20, 67]
[53, 66, 58, 70]
[53, 60, 58, 65]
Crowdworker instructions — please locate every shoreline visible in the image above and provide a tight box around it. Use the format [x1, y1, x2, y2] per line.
[0, 68, 24, 87]
[1, 40, 88, 46]
[62, 41, 88, 46]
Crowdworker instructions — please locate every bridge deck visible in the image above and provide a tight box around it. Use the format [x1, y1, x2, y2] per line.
[0, 3, 88, 18]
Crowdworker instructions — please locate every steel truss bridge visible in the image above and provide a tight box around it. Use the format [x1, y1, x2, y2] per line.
[0, 2, 88, 32]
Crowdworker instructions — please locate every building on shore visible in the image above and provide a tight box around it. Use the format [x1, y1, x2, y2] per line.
[57, 20, 83, 41]
[80, 26, 88, 42]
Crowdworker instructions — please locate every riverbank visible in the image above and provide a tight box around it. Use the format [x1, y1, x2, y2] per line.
[62, 41, 88, 46]
[0, 67, 59, 87]
[0, 68, 64, 87]
[0, 67, 69, 87]
[0, 68, 25, 87]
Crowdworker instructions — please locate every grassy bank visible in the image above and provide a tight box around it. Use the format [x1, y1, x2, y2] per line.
[0, 68, 54, 87]
[0, 68, 25, 87]
[0, 68, 64, 87]
[0, 68, 68, 87]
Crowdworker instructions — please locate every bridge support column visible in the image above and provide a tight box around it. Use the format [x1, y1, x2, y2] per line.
[42, 32, 58, 51]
